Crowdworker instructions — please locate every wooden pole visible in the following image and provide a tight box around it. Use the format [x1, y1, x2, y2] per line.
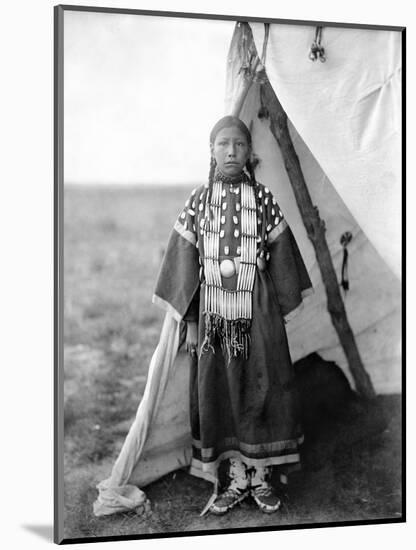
[260, 80, 376, 400]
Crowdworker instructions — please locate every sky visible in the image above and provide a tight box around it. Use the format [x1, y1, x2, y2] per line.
[64, 11, 235, 184]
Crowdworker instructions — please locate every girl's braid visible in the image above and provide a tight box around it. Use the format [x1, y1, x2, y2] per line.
[205, 155, 216, 231]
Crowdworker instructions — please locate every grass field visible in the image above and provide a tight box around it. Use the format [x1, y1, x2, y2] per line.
[63, 184, 402, 541]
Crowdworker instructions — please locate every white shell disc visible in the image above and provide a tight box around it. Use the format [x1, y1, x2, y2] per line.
[220, 259, 236, 278]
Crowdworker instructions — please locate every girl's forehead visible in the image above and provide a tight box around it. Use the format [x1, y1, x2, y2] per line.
[213, 126, 249, 142]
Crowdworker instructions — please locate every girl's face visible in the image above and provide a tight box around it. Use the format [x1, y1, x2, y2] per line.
[211, 126, 251, 177]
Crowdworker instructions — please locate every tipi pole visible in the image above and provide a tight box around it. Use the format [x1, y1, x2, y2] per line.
[260, 80, 376, 399]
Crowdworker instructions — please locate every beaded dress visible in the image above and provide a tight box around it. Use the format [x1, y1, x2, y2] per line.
[153, 169, 313, 479]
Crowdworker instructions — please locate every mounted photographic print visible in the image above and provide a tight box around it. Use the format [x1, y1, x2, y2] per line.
[54, 4, 405, 544]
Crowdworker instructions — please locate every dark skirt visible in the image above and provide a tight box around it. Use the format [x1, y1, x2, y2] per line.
[189, 269, 304, 477]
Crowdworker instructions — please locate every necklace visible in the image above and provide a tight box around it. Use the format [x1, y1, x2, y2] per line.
[215, 169, 245, 185]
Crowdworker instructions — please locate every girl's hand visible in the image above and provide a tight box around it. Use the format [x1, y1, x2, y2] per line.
[186, 321, 198, 357]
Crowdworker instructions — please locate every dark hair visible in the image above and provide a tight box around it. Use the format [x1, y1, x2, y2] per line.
[209, 115, 252, 146]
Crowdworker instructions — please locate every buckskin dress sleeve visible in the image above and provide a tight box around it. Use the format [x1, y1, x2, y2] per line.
[152, 188, 201, 322]
[262, 187, 314, 322]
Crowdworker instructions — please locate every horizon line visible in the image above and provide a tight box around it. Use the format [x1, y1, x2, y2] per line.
[64, 180, 204, 187]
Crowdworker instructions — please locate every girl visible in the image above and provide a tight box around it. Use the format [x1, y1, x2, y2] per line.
[153, 115, 313, 515]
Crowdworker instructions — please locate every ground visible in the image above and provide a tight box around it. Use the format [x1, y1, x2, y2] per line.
[63, 185, 402, 541]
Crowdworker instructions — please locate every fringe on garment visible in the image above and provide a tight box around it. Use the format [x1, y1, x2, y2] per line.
[200, 312, 251, 364]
